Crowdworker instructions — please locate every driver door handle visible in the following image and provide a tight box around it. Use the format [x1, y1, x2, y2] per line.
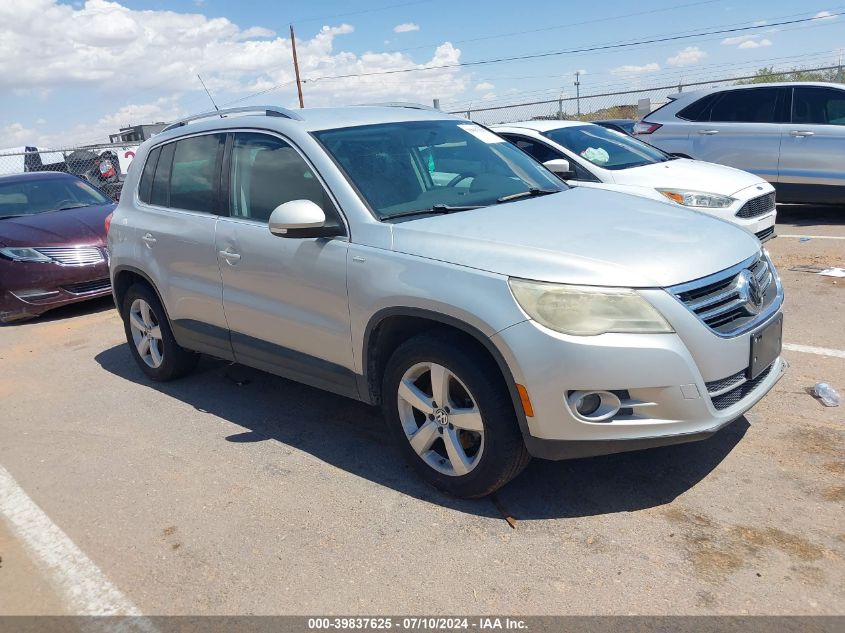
[789, 130, 814, 137]
[698, 129, 719, 135]
[141, 233, 156, 245]
[219, 249, 241, 264]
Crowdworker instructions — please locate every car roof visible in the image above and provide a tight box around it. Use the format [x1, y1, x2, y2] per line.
[150, 105, 463, 145]
[492, 120, 593, 132]
[0, 171, 76, 183]
[671, 80, 845, 100]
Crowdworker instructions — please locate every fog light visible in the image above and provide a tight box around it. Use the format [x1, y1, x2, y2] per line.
[576, 393, 601, 416]
[567, 390, 622, 422]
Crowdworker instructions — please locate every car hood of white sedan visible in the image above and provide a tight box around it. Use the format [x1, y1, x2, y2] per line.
[611, 158, 770, 196]
[390, 187, 760, 288]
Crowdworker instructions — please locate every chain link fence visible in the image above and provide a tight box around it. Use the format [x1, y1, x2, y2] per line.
[450, 65, 844, 125]
[0, 143, 140, 200]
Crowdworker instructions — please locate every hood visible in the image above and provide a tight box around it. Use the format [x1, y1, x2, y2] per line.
[390, 187, 760, 288]
[613, 158, 766, 196]
[0, 203, 114, 247]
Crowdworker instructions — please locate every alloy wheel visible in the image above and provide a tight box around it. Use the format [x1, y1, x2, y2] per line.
[128, 298, 164, 369]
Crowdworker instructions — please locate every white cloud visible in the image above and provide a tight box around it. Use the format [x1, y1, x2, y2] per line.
[393, 22, 420, 33]
[722, 34, 773, 49]
[667, 46, 707, 67]
[0, 122, 36, 147]
[739, 38, 772, 49]
[610, 63, 660, 76]
[0, 0, 467, 144]
[193, 0, 206, 6]
[475, 81, 495, 91]
[813, 10, 836, 20]
[481, 92, 496, 101]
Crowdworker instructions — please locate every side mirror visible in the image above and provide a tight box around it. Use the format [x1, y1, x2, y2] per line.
[268, 200, 328, 238]
[543, 158, 574, 179]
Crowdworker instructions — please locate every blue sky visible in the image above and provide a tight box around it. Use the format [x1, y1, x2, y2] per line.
[0, 0, 842, 147]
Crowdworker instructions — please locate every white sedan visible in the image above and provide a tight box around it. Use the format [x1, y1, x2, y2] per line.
[493, 120, 777, 242]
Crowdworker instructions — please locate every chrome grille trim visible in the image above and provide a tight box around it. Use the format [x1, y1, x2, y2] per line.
[669, 252, 784, 338]
[61, 278, 111, 295]
[34, 246, 105, 266]
[736, 192, 776, 219]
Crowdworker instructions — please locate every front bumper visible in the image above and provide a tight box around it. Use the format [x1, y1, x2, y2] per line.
[0, 258, 111, 322]
[492, 294, 786, 458]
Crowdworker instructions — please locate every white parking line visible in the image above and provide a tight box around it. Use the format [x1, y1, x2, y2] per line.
[783, 343, 845, 359]
[0, 464, 141, 616]
[779, 234, 845, 240]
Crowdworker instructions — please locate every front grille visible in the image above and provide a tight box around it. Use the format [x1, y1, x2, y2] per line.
[671, 253, 779, 336]
[705, 370, 746, 396]
[34, 246, 105, 266]
[62, 278, 111, 295]
[755, 226, 775, 242]
[736, 192, 776, 219]
[708, 364, 774, 410]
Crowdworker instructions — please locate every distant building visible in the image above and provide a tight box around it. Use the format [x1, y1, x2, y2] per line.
[108, 123, 167, 144]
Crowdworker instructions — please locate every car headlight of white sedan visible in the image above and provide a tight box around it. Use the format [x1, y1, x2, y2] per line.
[657, 189, 735, 209]
[508, 279, 674, 336]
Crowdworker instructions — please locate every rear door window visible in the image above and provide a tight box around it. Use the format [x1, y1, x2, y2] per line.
[169, 134, 225, 212]
[150, 143, 174, 207]
[138, 146, 160, 204]
[708, 88, 782, 123]
[792, 87, 845, 125]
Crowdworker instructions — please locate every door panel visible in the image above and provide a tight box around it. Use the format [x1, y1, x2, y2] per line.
[215, 131, 355, 393]
[133, 134, 229, 354]
[779, 86, 845, 190]
[686, 87, 787, 183]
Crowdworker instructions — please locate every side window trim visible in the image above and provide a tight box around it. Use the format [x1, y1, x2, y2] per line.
[223, 128, 349, 237]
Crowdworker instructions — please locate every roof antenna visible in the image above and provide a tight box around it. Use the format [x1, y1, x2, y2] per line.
[197, 74, 223, 117]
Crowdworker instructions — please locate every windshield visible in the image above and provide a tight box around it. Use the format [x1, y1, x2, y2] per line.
[313, 120, 565, 219]
[0, 176, 109, 218]
[543, 124, 670, 170]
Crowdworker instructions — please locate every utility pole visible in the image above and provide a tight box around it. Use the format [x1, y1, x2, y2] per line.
[558, 90, 563, 120]
[837, 49, 844, 83]
[574, 71, 581, 117]
[290, 24, 305, 108]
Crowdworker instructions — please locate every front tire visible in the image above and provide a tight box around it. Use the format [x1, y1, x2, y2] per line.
[382, 332, 530, 498]
[121, 283, 198, 381]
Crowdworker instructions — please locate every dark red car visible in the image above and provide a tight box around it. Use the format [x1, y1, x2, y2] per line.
[0, 172, 115, 323]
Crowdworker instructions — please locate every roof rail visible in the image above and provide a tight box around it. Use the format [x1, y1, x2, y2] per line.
[162, 106, 303, 133]
[356, 102, 440, 112]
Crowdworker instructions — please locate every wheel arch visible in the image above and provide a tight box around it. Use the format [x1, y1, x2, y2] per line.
[112, 265, 169, 321]
[361, 307, 531, 441]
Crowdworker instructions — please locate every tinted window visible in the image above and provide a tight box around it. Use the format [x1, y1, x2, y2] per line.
[503, 135, 561, 163]
[229, 133, 341, 228]
[792, 87, 845, 125]
[138, 146, 160, 204]
[0, 176, 110, 218]
[543, 124, 670, 170]
[676, 93, 720, 121]
[169, 134, 224, 212]
[150, 143, 174, 207]
[709, 88, 780, 123]
[313, 120, 564, 219]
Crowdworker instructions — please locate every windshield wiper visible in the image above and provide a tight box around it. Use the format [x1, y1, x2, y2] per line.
[0, 214, 27, 220]
[57, 203, 89, 210]
[496, 188, 559, 204]
[384, 204, 482, 220]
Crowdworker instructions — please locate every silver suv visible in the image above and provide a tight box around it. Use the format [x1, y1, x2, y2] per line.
[108, 105, 785, 498]
[635, 82, 845, 205]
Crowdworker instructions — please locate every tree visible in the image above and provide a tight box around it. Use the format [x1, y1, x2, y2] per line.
[737, 65, 842, 85]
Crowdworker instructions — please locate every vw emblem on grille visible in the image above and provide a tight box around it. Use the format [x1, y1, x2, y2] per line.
[736, 269, 764, 314]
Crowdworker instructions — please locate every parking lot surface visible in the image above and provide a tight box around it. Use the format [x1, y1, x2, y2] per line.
[1, 207, 843, 616]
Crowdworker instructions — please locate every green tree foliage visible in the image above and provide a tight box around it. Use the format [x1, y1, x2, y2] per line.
[737, 66, 842, 84]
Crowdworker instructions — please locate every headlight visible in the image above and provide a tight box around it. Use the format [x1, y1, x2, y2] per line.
[657, 189, 735, 209]
[0, 247, 52, 263]
[508, 279, 674, 336]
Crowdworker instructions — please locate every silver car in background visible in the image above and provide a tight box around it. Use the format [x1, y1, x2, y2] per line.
[108, 105, 785, 498]
[635, 82, 845, 205]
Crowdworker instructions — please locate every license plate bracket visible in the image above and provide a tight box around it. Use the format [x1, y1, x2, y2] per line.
[748, 314, 783, 380]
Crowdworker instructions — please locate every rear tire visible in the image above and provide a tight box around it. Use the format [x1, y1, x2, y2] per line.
[121, 283, 198, 381]
[382, 332, 530, 498]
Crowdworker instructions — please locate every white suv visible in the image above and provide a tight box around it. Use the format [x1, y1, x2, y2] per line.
[635, 81, 845, 205]
[108, 105, 785, 497]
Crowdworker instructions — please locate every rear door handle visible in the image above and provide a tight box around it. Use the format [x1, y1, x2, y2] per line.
[698, 129, 719, 135]
[141, 233, 156, 245]
[789, 130, 814, 137]
[218, 249, 241, 264]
